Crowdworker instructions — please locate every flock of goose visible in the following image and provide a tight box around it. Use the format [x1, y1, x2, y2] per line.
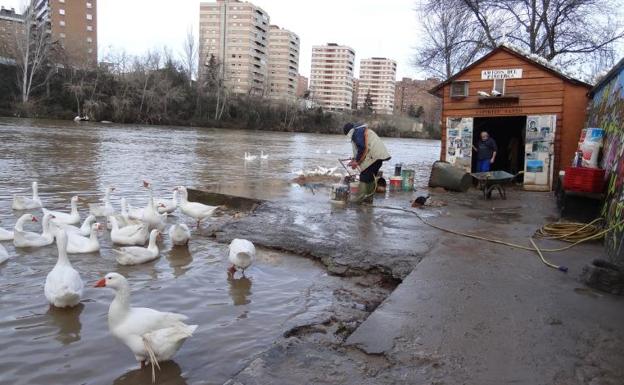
[0, 181, 257, 379]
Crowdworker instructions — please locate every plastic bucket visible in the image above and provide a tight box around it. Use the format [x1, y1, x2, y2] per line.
[401, 169, 415, 191]
[389, 177, 403, 192]
[350, 181, 359, 194]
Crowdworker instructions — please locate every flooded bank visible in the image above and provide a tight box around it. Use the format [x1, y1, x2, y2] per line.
[0, 118, 436, 385]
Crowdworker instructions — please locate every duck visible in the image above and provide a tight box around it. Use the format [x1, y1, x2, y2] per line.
[175, 186, 219, 228]
[66, 222, 102, 254]
[94, 272, 197, 379]
[12, 181, 42, 210]
[44, 230, 84, 308]
[13, 213, 55, 248]
[0, 243, 8, 264]
[244, 152, 257, 161]
[228, 238, 256, 277]
[113, 229, 160, 265]
[43, 195, 81, 225]
[89, 186, 116, 217]
[156, 190, 178, 214]
[168, 224, 191, 246]
[109, 216, 149, 246]
[260, 150, 269, 160]
[52, 214, 96, 237]
[0, 225, 14, 241]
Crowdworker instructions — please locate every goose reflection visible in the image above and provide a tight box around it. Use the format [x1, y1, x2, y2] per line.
[45, 303, 84, 345]
[167, 247, 193, 278]
[112, 360, 187, 385]
[227, 276, 252, 306]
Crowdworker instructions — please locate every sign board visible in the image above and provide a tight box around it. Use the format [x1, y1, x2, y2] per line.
[481, 69, 523, 80]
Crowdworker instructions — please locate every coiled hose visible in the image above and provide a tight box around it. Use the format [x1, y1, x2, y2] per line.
[374, 205, 620, 273]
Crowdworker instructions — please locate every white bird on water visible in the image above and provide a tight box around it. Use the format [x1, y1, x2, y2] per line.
[113, 229, 161, 265]
[43, 195, 81, 225]
[44, 230, 84, 308]
[94, 272, 197, 382]
[244, 152, 257, 161]
[228, 238, 256, 277]
[13, 213, 55, 248]
[12, 181, 42, 210]
[260, 150, 269, 160]
[168, 223, 191, 246]
[89, 186, 116, 217]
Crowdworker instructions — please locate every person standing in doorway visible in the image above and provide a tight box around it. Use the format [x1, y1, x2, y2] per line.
[473, 131, 497, 172]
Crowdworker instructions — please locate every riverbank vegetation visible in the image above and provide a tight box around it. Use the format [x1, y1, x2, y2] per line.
[0, 50, 440, 139]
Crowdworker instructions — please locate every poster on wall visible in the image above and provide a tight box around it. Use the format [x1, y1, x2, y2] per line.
[446, 117, 473, 172]
[524, 115, 556, 190]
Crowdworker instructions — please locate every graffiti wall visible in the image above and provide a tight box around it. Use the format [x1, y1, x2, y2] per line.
[587, 61, 624, 264]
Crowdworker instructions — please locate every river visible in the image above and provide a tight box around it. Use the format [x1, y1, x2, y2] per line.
[0, 118, 440, 385]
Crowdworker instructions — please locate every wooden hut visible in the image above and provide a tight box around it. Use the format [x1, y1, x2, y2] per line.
[430, 45, 592, 191]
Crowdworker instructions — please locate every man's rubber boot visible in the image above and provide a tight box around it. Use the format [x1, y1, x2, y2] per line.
[354, 182, 375, 204]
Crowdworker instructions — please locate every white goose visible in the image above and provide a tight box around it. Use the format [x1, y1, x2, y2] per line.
[43, 195, 81, 225]
[89, 186, 116, 217]
[0, 225, 14, 241]
[44, 230, 84, 308]
[108, 198, 143, 230]
[52, 214, 96, 237]
[113, 229, 160, 265]
[127, 201, 145, 221]
[94, 272, 197, 379]
[228, 238, 256, 277]
[176, 186, 218, 228]
[168, 224, 191, 246]
[12, 181, 43, 210]
[142, 196, 167, 231]
[0, 243, 8, 264]
[260, 150, 269, 160]
[66, 223, 102, 254]
[156, 190, 178, 214]
[109, 216, 149, 246]
[13, 213, 55, 248]
[244, 152, 257, 161]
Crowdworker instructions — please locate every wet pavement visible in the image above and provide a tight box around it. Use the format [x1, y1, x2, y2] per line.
[222, 188, 624, 385]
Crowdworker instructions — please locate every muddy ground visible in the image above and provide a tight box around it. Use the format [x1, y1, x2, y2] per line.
[211, 187, 624, 385]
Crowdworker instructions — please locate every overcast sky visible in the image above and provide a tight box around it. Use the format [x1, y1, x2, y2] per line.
[0, 0, 423, 79]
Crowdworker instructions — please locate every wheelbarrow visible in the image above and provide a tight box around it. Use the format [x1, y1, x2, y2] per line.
[471, 170, 523, 200]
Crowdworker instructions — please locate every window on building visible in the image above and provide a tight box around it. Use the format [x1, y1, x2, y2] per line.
[87, 25, 93, 31]
[59, 9, 65, 15]
[86, 14, 93, 20]
[450, 80, 469, 98]
[59, 32, 66, 38]
[86, 37, 92, 43]
[86, 2, 92, 8]
[59, 20, 65, 26]
[493, 78, 505, 95]
[59, 0, 65, 3]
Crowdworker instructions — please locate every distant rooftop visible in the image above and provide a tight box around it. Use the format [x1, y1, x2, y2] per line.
[0, 6, 24, 21]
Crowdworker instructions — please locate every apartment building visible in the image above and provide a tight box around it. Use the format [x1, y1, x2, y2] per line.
[357, 57, 396, 115]
[309, 43, 355, 111]
[199, 0, 270, 96]
[0, 7, 24, 61]
[394, 77, 442, 129]
[296, 74, 308, 97]
[267, 25, 299, 101]
[34, 0, 97, 67]
[352, 78, 359, 109]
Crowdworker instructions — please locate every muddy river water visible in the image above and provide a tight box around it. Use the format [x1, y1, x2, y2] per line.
[0, 118, 440, 385]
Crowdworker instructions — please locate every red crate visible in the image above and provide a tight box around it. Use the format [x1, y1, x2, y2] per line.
[563, 167, 606, 193]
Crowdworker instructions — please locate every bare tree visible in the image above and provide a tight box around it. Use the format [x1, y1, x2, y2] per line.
[415, 0, 489, 78]
[180, 26, 198, 87]
[13, 0, 53, 103]
[415, 0, 624, 77]
[203, 54, 228, 121]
